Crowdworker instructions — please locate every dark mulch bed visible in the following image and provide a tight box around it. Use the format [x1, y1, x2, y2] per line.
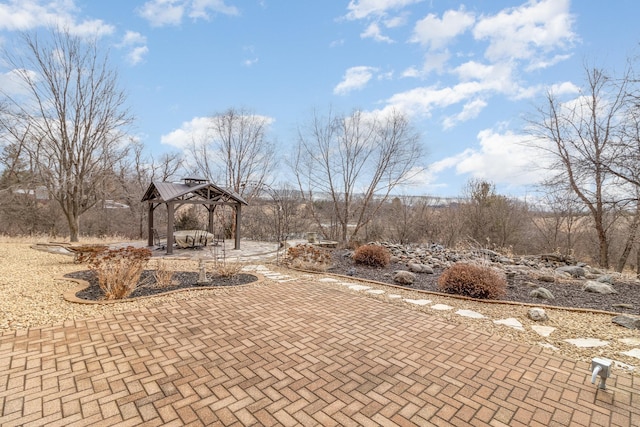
[329, 251, 640, 314]
[67, 270, 258, 301]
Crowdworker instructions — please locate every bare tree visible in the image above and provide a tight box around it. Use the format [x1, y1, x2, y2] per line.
[115, 142, 184, 238]
[293, 108, 424, 244]
[190, 107, 276, 199]
[530, 183, 585, 256]
[527, 67, 631, 268]
[460, 179, 527, 249]
[0, 27, 133, 241]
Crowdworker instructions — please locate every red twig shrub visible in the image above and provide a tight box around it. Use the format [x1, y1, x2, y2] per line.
[353, 244, 391, 267]
[85, 246, 152, 300]
[437, 262, 506, 300]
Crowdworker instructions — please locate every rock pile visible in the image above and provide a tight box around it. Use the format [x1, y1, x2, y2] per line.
[361, 241, 640, 327]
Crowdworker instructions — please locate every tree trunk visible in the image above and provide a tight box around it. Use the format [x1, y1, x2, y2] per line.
[616, 213, 639, 273]
[68, 214, 80, 242]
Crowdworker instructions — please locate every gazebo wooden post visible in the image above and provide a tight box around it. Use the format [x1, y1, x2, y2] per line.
[166, 201, 175, 255]
[208, 206, 215, 234]
[147, 203, 155, 247]
[234, 204, 241, 250]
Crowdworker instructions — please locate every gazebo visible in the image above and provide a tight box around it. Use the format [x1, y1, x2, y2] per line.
[141, 177, 248, 254]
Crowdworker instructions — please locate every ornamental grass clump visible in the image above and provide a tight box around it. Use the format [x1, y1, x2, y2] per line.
[353, 244, 391, 268]
[437, 262, 506, 300]
[286, 244, 331, 271]
[85, 246, 152, 300]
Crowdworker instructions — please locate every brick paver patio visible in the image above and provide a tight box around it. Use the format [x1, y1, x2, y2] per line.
[1, 278, 638, 426]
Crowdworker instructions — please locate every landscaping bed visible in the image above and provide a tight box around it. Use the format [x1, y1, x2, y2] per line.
[328, 248, 640, 315]
[68, 270, 258, 301]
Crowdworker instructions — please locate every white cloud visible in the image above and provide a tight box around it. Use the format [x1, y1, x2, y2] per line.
[242, 45, 258, 67]
[403, 51, 450, 78]
[361, 22, 393, 43]
[118, 31, 148, 65]
[431, 129, 551, 187]
[549, 81, 580, 96]
[127, 46, 149, 65]
[138, 0, 184, 27]
[138, 0, 238, 27]
[334, 66, 378, 95]
[161, 114, 275, 150]
[410, 7, 475, 49]
[345, 0, 424, 20]
[0, 0, 114, 36]
[384, 81, 483, 117]
[121, 31, 147, 46]
[161, 116, 211, 149]
[189, 0, 239, 20]
[442, 98, 487, 129]
[0, 68, 37, 96]
[473, 0, 576, 64]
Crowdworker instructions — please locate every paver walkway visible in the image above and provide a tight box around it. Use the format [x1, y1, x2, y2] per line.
[1, 277, 639, 426]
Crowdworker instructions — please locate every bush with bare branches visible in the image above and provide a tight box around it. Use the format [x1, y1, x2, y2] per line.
[85, 246, 152, 299]
[353, 244, 391, 267]
[286, 244, 331, 271]
[437, 262, 506, 300]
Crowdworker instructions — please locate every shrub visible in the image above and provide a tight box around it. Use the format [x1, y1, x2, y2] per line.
[437, 262, 506, 300]
[286, 244, 331, 271]
[73, 244, 109, 263]
[353, 244, 391, 267]
[85, 246, 152, 300]
[153, 260, 176, 288]
[213, 258, 243, 278]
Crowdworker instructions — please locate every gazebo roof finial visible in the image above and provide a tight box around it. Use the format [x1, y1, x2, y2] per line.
[182, 176, 208, 186]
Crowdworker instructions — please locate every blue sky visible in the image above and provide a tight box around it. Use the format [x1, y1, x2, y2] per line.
[0, 0, 638, 197]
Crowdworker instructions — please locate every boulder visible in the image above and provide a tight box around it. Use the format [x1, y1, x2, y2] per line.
[596, 275, 614, 284]
[528, 308, 548, 321]
[529, 287, 554, 300]
[393, 270, 416, 285]
[582, 281, 617, 294]
[555, 266, 585, 278]
[407, 263, 422, 273]
[612, 315, 640, 330]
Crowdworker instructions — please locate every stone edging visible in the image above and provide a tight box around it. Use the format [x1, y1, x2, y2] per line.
[290, 267, 626, 317]
[59, 272, 266, 305]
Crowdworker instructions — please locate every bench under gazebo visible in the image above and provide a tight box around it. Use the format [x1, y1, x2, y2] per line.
[141, 177, 248, 254]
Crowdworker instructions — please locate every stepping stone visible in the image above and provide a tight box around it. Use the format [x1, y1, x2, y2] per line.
[564, 338, 609, 348]
[494, 318, 524, 331]
[430, 304, 453, 311]
[620, 338, 640, 346]
[620, 348, 640, 359]
[388, 294, 402, 299]
[613, 360, 636, 372]
[405, 299, 431, 306]
[319, 277, 339, 282]
[348, 285, 371, 291]
[538, 343, 559, 351]
[366, 289, 385, 295]
[531, 325, 556, 337]
[455, 309, 485, 319]
[265, 274, 289, 279]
